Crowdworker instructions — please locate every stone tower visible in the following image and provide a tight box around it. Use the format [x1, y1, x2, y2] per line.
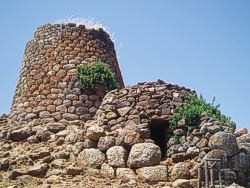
[10, 23, 124, 122]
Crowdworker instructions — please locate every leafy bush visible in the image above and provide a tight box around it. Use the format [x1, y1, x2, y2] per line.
[169, 94, 232, 129]
[77, 60, 119, 91]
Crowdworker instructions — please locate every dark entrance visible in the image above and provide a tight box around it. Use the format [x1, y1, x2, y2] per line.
[150, 120, 170, 159]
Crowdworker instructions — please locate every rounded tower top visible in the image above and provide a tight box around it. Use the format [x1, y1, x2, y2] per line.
[10, 23, 124, 122]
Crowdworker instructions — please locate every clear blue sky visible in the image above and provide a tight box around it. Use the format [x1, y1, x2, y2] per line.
[0, 0, 249, 129]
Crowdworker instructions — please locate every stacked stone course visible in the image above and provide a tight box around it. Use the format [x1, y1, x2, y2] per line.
[1, 23, 250, 187]
[10, 23, 124, 122]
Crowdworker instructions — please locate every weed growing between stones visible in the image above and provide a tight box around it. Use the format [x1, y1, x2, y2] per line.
[77, 60, 119, 92]
[170, 94, 233, 129]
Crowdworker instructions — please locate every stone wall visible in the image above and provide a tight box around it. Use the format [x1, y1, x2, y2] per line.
[1, 81, 250, 186]
[80, 81, 249, 186]
[10, 23, 124, 122]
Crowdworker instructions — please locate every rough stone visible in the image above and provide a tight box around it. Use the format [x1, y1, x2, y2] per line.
[186, 146, 199, 157]
[36, 130, 53, 142]
[171, 162, 190, 181]
[86, 126, 105, 141]
[136, 165, 168, 181]
[78, 148, 105, 168]
[106, 112, 117, 120]
[221, 169, 237, 182]
[72, 142, 85, 155]
[100, 163, 115, 177]
[66, 165, 82, 176]
[106, 146, 127, 168]
[65, 133, 79, 144]
[116, 122, 143, 147]
[207, 125, 222, 134]
[10, 127, 32, 141]
[227, 152, 249, 172]
[9, 168, 28, 180]
[127, 143, 161, 168]
[62, 113, 79, 121]
[25, 113, 38, 120]
[97, 136, 115, 151]
[116, 168, 136, 180]
[28, 163, 49, 176]
[117, 107, 132, 117]
[172, 179, 190, 188]
[51, 159, 66, 169]
[83, 139, 97, 148]
[0, 158, 9, 171]
[44, 122, 65, 133]
[208, 131, 238, 156]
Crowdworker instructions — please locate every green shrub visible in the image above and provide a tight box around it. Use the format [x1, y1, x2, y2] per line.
[77, 60, 119, 91]
[169, 94, 232, 129]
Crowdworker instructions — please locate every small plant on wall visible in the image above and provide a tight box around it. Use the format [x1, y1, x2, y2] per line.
[77, 60, 119, 92]
[170, 94, 233, 129]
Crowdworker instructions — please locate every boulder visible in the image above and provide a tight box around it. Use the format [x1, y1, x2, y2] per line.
[116, 122, 143, 147]
[186, 146, 199, 157]
[127, 143, 161, 168]
[44, 122, 65, 133]
[29, 147, 51, 160]
[78, 148, 105, 168]
[83, 139, 97, 148]
[136, 165, 168, 181]
[72, 142, 85, 155]
[227, 152, 249, 172]
[62, 113, 79, 121]
[116, 168, 136, 180]
[208, 131, 238, 156]
[28, 163, 49, 176]
[25, 113, 38, 121]
[221, 169, 237, 182]
[10, 126, 32, 141]
[234, 128, 248, 137]
[0, 158, 9, 171]
[101, 163, 115, 177]
[239, 143, 250, 162]
[56, 130, 69, 137]
[51, 159, 66, 169]
[117, 107, 132, 116]
[35, 130, 53, 142]
[207, 125, 222, 134]
[167, 144, 185, 156]
[98, 136, 115, 151]
[205, 149, 227, 160]
[171, 162, 190, 181]
[171, 152, 187, 163]
[237, 134, 250, 144]
[86, 126, 105, 141]
[172, 179, 190, 188]
[9, 168, 28, 180]
[106, 112, 117, 120]
[65, 133, 79, 143]
[66, 165, 82, 176]
[106, 146, 127, 168]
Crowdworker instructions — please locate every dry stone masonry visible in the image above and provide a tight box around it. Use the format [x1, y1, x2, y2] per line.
[0, 23, 250, 187]
[10, 23, 124, 123]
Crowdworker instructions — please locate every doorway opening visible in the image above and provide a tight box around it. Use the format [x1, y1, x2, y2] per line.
[150, 120, 170, 159]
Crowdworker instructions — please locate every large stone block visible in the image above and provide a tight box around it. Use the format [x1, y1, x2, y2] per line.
[86, 126, 105, 141]
[208, 131, 238, 156]
[171, 162, 190, 181]
[78, 148, 105, 168]
[136, 165, 168, 181]
[106, 146, 127, 168]
[116, 168, 136, 180]
[127, 143, 161, 168]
